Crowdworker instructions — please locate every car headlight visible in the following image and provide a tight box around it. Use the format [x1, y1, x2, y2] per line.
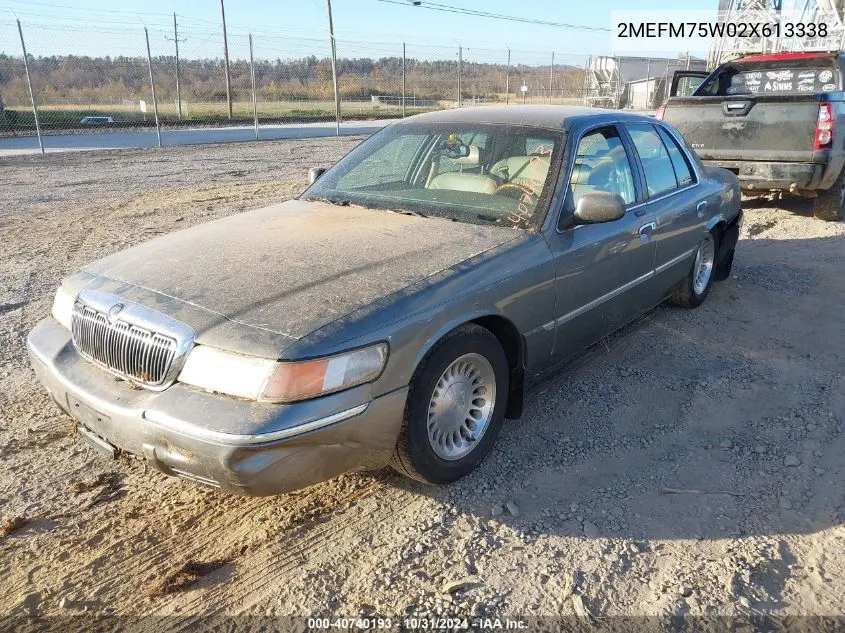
[177, 342, 388, 403]
[52, 285, 75, 331]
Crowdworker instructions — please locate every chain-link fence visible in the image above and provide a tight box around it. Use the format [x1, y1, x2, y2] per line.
[0, 13, 695, 145]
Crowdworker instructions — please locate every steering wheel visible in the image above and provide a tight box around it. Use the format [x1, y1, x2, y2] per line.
[494, 182, 536, 200]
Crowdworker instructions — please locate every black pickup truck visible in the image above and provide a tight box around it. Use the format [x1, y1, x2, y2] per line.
[658, 52, 845, 221]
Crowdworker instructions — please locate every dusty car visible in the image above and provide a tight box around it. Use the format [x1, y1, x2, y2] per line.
[28, 107, 742, 496]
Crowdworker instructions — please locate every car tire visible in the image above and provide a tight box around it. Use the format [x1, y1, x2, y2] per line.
[390, 324, 509, 485]
[812, 169, 845, 221]
[667, 231, 717, 309]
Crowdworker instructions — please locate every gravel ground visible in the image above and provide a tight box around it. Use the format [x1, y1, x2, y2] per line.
[1, 139, 843, 628]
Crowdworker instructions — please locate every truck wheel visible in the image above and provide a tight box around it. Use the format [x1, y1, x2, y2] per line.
[390, 324, 508, 485]
[668, 232, 717, 309]
[812, 170, 845, 221]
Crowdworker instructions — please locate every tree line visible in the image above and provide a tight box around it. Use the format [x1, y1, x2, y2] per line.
[0, 52, 585, 105]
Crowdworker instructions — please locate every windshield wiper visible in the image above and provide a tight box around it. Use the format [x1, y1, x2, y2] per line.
[383, 208, 428, 218]
[308, 196, 351, 207]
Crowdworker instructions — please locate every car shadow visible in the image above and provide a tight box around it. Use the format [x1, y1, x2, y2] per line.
[386, 233, 844, 552]
[742, 192, 814, 217]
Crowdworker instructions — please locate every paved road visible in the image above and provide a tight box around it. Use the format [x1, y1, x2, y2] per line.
[0, 119, 395, 156]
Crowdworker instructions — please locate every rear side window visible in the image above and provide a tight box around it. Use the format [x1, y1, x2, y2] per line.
[656, 127, 694, 187]
[626, 124, 678, 197]
[526, 136, 556, 155]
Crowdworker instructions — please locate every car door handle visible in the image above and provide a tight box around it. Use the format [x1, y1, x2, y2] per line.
[697, 201, 707, 218]
[638, 222, 656, 235]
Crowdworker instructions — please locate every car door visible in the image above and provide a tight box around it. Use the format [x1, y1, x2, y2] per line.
[623, 122, 709, 289]
[546, 123, 659, 362]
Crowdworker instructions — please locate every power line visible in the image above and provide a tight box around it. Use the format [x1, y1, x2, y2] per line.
[374, 0, 610, 32]
[3, 0, 174, 21]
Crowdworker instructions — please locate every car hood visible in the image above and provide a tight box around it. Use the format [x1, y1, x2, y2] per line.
[83, 199, 519, 352]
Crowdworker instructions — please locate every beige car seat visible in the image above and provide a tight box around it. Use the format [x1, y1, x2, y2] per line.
[428, 172, 498, 194]
[489, 155, 551, 190]
[427, 145, 498, 194]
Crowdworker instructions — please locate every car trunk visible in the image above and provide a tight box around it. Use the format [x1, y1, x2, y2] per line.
[664, 95, 822, 161]
[663, 55, 838, 163]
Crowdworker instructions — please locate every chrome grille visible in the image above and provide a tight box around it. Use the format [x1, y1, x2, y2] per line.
[71, 301, 178, 386]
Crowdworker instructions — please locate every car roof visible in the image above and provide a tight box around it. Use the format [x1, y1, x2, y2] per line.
[400, 105, 657, 132]
[736, 52, 837, 64]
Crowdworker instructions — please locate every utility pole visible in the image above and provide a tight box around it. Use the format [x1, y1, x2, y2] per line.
[457, 45, 462, 107]
[165, 12, 186, 119]
[549, 51, 554, 105]
[402, 42, 406, 118]
[13, 14, 43, 154]
[505, 47, 510, 105]
[326, 0, 341, 134]
[220, 0, 233, 119]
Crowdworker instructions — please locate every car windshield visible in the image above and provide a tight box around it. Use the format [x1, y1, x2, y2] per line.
[302, 122, 564, 229]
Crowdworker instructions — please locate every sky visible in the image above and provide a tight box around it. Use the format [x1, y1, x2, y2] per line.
[0, 0, 715, 61]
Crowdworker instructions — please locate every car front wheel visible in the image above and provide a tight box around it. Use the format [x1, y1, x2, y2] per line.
[668, 232, 716, 309]
[390, 324, 508, 485]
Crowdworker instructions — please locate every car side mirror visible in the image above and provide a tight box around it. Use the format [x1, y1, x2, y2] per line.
[573, 191, 626, 224]
[308, 167, 326, 184]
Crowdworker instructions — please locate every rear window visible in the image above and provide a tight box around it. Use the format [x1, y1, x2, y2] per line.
[697, 62, 840, 96]
[729, 67, 837, 94]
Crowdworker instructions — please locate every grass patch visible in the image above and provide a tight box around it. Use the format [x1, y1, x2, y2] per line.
[1, 100, 437, 132]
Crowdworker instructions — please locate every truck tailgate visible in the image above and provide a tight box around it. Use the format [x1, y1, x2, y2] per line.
[664, 95, 821, 162]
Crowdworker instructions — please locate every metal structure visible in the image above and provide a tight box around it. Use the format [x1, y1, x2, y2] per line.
[709, 0, 845, 67]
[583, 55, 706, 110]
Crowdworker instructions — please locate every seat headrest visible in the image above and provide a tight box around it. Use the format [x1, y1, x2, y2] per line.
[451, 144, 481, 166]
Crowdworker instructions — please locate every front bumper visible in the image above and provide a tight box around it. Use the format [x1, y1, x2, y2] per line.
[27, 317, 408, 496]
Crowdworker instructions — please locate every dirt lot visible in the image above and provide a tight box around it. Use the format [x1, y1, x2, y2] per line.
[1, 139, 843, 627]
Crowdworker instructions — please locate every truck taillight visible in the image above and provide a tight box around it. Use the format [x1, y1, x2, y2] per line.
[814, 102, 834, 150]
[655, 104, 667, 120]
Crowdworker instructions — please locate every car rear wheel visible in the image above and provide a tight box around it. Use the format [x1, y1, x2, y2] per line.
[390, 324, 508, 485]
[667, 232, 716, 309]
[812, 169, 845, 221]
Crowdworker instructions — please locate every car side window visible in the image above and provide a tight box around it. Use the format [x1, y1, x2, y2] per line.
[656, 127, 695, 187]
[569, 126, 636, 212]
[626, 123, 679, 197]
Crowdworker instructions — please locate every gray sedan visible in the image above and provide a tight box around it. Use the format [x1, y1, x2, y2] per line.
[28, 106, 742, 496]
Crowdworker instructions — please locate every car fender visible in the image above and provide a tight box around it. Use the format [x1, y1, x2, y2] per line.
[706, 214, 727, 233]
[410, 307, 519, 372]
